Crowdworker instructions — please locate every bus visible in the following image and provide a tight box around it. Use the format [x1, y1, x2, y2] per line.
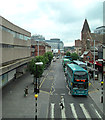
[66, 64, 89, 96]
[63, 56, 72, 61]
[62, 58, 72, 72]
[73, 60, 87, 70]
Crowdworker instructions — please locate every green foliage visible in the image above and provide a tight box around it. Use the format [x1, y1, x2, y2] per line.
[43, 52, 49, 64]
[46, 52, 53, 63]
[66, 51, 71, 56]
[28, 51, 53, 78]
[71, 53, 78, 60]
[28, 56, 44, 78]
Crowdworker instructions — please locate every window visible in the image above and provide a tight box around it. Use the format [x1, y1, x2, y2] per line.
[74, 71, 88, 82]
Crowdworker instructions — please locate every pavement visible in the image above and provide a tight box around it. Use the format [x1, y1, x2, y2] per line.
[88, 72, 105, 118]
[2, 66, 51, 119]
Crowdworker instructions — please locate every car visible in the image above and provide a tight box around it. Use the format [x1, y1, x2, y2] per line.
[56, 56, 59, 59]
[53, 57, 56, 62]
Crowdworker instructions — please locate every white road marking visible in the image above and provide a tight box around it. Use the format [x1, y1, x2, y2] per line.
[80, 104, 91, 119]
[61, 98, 66, 119]
[70, 103, 78, 119]
[60, 93, 65, 96]
[61, 107, 66, 119]
[51, 103, 55, 118]
[91, 104, 102, 119]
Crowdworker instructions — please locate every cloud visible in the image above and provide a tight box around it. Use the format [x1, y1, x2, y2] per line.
[0, 0, 103, 46]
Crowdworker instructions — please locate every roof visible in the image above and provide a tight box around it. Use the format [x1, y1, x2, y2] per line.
[80, 51, 89, 58]
[81, 19, 91, 33]
[90, 33, 103, 43]
[73, 60, 86, 65]
[63, 58, 70, 61]
[67, 64, 86, 72]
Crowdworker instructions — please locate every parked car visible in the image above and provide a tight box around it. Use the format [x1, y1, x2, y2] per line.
[56, 56, 59, 59]
[53, 57, 56, 62]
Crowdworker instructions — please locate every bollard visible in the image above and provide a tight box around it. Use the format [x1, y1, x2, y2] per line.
[101, 81, 104, 103]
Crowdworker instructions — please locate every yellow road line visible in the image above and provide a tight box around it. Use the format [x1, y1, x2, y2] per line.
[39, 73, 48, 88]
[40, 90, 50, 94]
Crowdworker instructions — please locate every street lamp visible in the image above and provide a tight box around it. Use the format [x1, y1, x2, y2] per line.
[34, 62, 43, 120]
[34, 62, 43, 93]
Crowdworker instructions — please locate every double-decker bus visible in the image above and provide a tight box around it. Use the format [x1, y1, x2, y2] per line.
[63, 56, 72, 61]
[73, 60, 87, 70]
[62, 58, 72, 72]
[66, 64, 89, 96]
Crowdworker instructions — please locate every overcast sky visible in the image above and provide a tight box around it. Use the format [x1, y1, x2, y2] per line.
[0, 0, 104, 46]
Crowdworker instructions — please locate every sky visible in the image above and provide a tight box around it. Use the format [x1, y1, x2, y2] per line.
[0, 0, 104, 46]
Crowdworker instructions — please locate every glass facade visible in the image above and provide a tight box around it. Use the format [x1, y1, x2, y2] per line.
[1, 25, 30, 40]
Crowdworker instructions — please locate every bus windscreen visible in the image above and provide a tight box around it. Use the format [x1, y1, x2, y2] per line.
[74, 71, 88, 82]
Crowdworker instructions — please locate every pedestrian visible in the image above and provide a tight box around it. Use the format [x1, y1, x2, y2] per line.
[60, 96, 64, 109]
[24, 86, 29, 97]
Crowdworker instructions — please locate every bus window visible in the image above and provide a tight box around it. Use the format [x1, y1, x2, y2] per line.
[74, 71, 88, 82]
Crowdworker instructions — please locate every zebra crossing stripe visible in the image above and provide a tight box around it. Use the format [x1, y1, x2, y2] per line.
[80, 104, 91, 119]
[70, 103, 78, 119]
[91, 104, 102, 119]
[51, 103, 55, 118]
[61, 107, 66, 119]
[61, 98, 66, 119]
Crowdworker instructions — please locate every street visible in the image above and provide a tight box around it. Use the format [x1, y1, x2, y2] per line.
[2, 58, 104, 119]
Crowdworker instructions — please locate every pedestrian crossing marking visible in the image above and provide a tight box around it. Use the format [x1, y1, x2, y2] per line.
[49, 102, 102, 119]
[70, 103, 78, 119]
[51, 103, 55, 118]
[80, 104, 91, 119]
[91, 104, 102, 119]
[60, 97, 66, 119]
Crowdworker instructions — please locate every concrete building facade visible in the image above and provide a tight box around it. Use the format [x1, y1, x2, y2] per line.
[0, 16, 33, 88]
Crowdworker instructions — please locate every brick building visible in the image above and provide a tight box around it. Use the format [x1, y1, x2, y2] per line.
[31, 40, 51, 56]
[75, 39, 82, 55]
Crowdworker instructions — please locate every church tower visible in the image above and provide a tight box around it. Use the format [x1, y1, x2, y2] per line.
[81, 19, 91, 53]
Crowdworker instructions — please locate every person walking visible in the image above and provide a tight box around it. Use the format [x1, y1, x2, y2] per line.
[24, 86, 29, 97]
[60, 96, 64, 109]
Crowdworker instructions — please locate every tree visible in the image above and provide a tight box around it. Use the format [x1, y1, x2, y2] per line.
[71, 53, 78, 60]
[46, 52, 53, 64]
[28, 56, 44, 79]
[66, 51, 71, 56]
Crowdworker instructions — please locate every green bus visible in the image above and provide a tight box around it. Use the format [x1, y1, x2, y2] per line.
[66, 64, 89, 96]
[62, 58, 72, 72]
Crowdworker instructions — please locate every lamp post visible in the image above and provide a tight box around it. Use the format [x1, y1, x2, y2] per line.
[34, 62, 43, 120]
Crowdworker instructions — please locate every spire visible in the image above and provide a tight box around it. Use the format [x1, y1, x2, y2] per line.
[81, 19, 91, 33]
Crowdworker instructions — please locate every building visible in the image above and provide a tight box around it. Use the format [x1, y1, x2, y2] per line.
[81, 19, 104, 54]
[81, 19, 91, 54]
[0, 16, 33, 88]
[94, 26, 105, 34]
[75, 39, 82, 56]
[45, 38, 64, 55]
[31, 39, 51, 56]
